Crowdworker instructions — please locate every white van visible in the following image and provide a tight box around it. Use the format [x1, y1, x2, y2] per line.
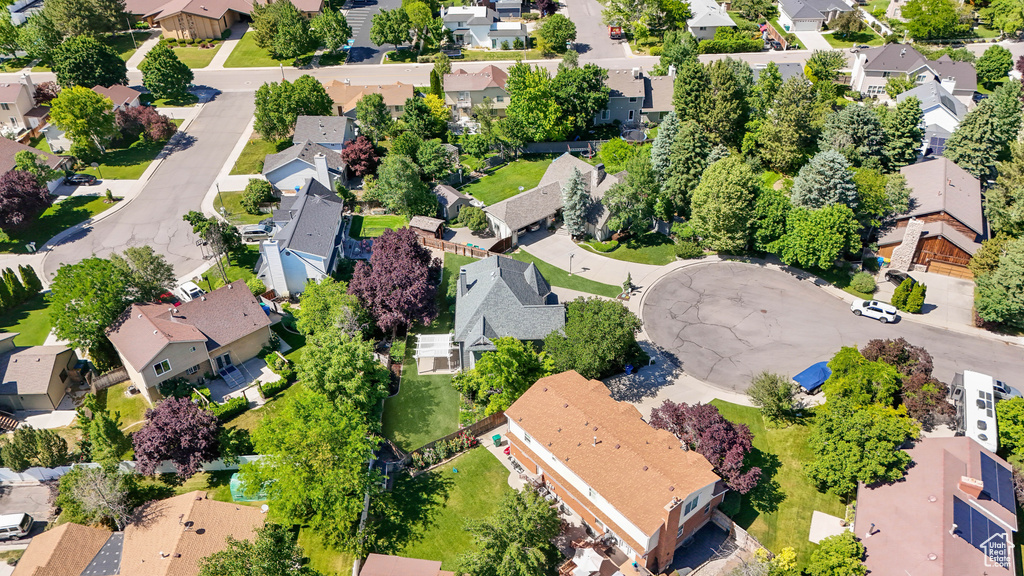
[176, 281, 205, 302]
[0, 513, 32, 540]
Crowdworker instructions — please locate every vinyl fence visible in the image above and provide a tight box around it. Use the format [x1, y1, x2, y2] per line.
[0, 456, 265, 484]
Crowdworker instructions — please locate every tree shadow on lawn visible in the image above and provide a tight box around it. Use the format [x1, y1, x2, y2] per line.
[363, 470, 454, 555]
[1, 196, 105, 250]
[734, 447, 785, 529]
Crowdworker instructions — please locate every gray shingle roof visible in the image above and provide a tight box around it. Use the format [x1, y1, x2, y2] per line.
[642, 75, 674, 114]
[779, 0, 826, 20]
[605, 69, 646, 99]
[262, 140, 345, 176]
[896, 80, 966, 120]
[271, 178, 345, 258]
[752, 63, 805, 83]
[292, 116, 352, 146]
[454, 256, 565, 351]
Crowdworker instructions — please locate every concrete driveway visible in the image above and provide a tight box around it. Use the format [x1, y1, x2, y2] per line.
[565, 0, 627, 60]
[42, 91, 256, 281]
[345, 0, 404, 64]
[517, 230, 660, 287]
[641, 261, 1024, 394]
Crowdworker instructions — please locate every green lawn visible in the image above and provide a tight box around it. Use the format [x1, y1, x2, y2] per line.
[0, 56, 34, 72]
[389, 448, 512, 569]
[865, 0, 889, 14]
[140, 93, 199, 107]
[106, 31, 156, 61]
[136, 470, 237, 503]
[224, 382, 302, 434]
[0, 294, 52, 346]
[975, 23, 1001, 39]
[298, 528, 354, 575]
[231, 139, 291, 175]
[510, 251, 621, 297]
[172, 43, 223, 68]
[98, 381, 150, 427]
[0, 195, 117, 253]
[580, 232, 677, 266]
[223, 31, 315, 68]
[823, 28, 884, 48]
[382, 351, 460, 452]
[977, 76, 1007, 95]
[272, 323, 306, 364]
[460, 157, 554, 205]
[350, 214, 409, 239]
[82, 130, 183, 180]
[711, 400, 846, 568]
[792, 263, 874, 300]
[204, 245, 260, 290]
[214, 190, 268, 226]
[29, 134, 52, 154]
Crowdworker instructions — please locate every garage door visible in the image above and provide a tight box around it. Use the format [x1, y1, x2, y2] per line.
[927, 261, 974, 279]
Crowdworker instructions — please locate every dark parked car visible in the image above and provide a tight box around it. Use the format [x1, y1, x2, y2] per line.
[63, 174, 97, 186]
[884, 269, 915, 287]
[973, 92, 989, 103]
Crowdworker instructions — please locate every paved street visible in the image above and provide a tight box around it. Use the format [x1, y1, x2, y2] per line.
[642, 262, 1024, 394]
[345, 0, 403, 64]
[41, 92, 256, 280]
[0, 484, 52, 543]
[566, 0, 626, 60]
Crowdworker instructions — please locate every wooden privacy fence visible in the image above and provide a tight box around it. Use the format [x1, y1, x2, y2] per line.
[417, 235, 512, 257]
[407, 411, 506, 459]
[89, 366, 129, 393]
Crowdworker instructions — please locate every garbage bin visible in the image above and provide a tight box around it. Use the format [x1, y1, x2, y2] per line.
[491, 434, 502, 447]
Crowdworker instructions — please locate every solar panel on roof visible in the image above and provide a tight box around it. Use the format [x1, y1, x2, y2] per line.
[953, 497, 1011, 569]
[928, 136, 947, 156]
[980, 453, 1017, 512]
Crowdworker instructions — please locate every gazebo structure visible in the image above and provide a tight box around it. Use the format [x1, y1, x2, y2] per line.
[413, 333, 459, 374]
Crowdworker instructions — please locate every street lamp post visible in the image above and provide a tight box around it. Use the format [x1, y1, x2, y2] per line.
[216, 182, 226, 215]
[569, 252, 575, 276]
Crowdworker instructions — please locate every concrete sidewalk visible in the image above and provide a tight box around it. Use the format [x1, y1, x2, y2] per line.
[206, 23, 249, 70]
[125, 32, 162, 70]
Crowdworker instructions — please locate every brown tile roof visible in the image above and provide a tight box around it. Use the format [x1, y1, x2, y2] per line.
[12, 523, 112, 576]
[93, 85, 141, 107]
[0, 137, 68, 175]
[120, 491, 266, 576]
[0, 82, 26, 103]
[858, 437, 1016, 576]
[899, 157, 983, 235]
[360, 554, 454, 576]
[443, 65, 508, 92]
[107, 281, 270, 372]
[505, 371, 720, 535]
[149, 0, 253, 21]
[0, 345, 71, 396]
[323, 81, 414, 114]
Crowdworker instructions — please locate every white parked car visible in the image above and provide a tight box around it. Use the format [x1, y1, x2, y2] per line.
[850, 299, 898, 323]
[176, 281, 205, 302]
[994, 379, 1022, 401]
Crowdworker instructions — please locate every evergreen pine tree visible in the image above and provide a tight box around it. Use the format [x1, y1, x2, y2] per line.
[662, 120, 711, 217]
[945, 99, 1005, 179]
[651, 111, 679, 182]
[561, 168, 590, 238]
[0, 280, 10, 314]
[891, 278, 913, 310]
[884, 96, 924, 170]
[18, 265, 42, 294]
[791, 150, 858, 209]
[672, 58, 708, 124]
[3, 268, 26, 305]
[905, 282, 927, 313]
[429, 69, 442, 98]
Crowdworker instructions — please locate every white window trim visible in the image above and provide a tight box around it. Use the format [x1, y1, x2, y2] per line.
[153, 359, 171, 377]
[185, 365, 200, 375]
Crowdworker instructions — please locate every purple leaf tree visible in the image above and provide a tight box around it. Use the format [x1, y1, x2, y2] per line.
[0, 170, 51, 228]
[132, 397, 220, 479]
[348, 228, 441, 337]
[341, 135, 380, 177]
[649, 400, 761, 494]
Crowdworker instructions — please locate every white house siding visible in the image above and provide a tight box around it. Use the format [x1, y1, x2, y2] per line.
[486, 213, 512, 241]
[266, 163, 342, 193]
[689, 25, 719, 41]
[280, 250, 329, 295]
[777, 9, 822, 31]
[922, 106, 960, 134]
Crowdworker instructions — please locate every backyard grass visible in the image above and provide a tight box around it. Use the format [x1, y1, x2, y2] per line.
[106, 31, 155, 61]
[223, 382, 302, 434]
[231, 138, 291, 175]
[136, 470, 237, 502]
[823, 28, 884, 48]
[204, 245, 260, 290]
[511, 251, 621, 298]
[391, 448, 512, 569]
[29, 134, 52, 154]
[711, 400, 846, 568]
[865, 0, 889, 14]
[580, 232, 677, 266]
[459, 156, 554, 205]
[350, 214, 408, 239]
[172, 43, 223, 68]
[82, 130, 183, 180]
[214, 190, 268, 226]
[272, 323, 306, 364]
[98, 381, 150, 427]
[0, 195, 117, 253]
[974, 23, 1001, 39]
[382, 351, 460, 452]
[0, 56, 34, 72]
[0, 294, 52, 346]
[977, 76, 1007, 95]
[298, 528, 354, 575]
[223, 31, 315, 68]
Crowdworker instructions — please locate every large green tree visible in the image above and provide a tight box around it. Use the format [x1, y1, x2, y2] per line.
[296, 277, 372, 338]
[672, 57, 708, 124]
[752, 186, 791, 253]
[996, 397, 1024, 453]
[605, 149, 660, 231]
[561, 167, 590, 238]
[662, 119, 710, 217]
[505, 62, 565, 142]
[806, 532, 866, 576]
[650, 110, 679, 180]
[537, 13, 577, 53]
[252, 0, 315, 59]
[883, 96, 923, 170]
[456, 489, 562, 576]
[199, 523, 323, 576]
[254, 75, 333, 141]
[297, 330, 391, 416]
[982, 0, 1024, 34]
[365, 155, 436, 217]
[14, 151, 61, 188]
[49, 86, 118, 152]
[241, 388, 378, 551]
[311, 8, 353, 53]
[703, 58, 748, 148]
[778, 204, 861, 269]
[402, 97, 447, 140]
[754, 75, 815, 173]
[17, 13, 62, 63]
[791, 150, 858, 209]
[551, 64, 609, 137]
[690, 156, 757, 252]
[47, 258, 130, 370]
[109, 245, 176, 303]
[975, 236, 1024, 330]
[944, 99, 1002, 179]
[50, 36, 128, 88]
[819, 104, 886, 168]
[901, 0, 970, 39]
[42, 0, 126, 37]
[977, 45, 1013, 86]
[139, 42, 194, 101]
[356, 93, 393, 141]
[453, 337, 554, 415]
[543, 297, 643, 379]
[369, 8, 411, 46]
[987, 140, 1024, 237]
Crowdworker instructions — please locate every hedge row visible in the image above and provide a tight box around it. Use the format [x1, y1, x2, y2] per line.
[259, 378, 292, 400]
[209, 396, 249, 422]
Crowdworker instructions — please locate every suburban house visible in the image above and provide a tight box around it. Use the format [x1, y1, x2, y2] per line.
[896, 80, 966, 143]
[7, 0, 43, 25]
[293, 115, 356, 152]
[360, 554, 455, 576]
[263, 141, 346, 191]
[434, 184, 474, 221]
[776, 0, 852, 31]
[106, 281, 272, 403]
[256, 173, 346, 297]
[505, 371, 724, 574]
[686, 0, 736, 41]
[453, 256, 564, 369]
[484, 153, 624, 245]
[43, 85, 142, 153]
[641, 74, 674, 124]
[878, 157, 983, 278]
[13, 491, 265, 576]
[0, 73, 39, 139]
[127, 0, 258, 39]
[0, 333, 79, 412]
[443, 65, 509, 118]
[409, 215, 445, 239]
[850, 44, 977, 102]
[440, 6, 527, 49]
[856, 437, 1017, 575]
[324, 80, 414, 119]
[0, 137, 71, 192]
[598, 69, 646, 125]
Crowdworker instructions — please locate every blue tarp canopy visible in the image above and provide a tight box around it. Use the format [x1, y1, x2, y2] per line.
[793, 361, 832, 392]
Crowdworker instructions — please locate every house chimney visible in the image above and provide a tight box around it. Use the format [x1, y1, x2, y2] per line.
[592, 163, 606, 188]
[959, 476, 984, 499]
[313, 153, 330, 187]
[19, 73, 34, 100]
[632, 67, 641, 79]
[900, 48, 906, 58]
[668, 64, 676, 76]
[458, 267, 468, 296]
